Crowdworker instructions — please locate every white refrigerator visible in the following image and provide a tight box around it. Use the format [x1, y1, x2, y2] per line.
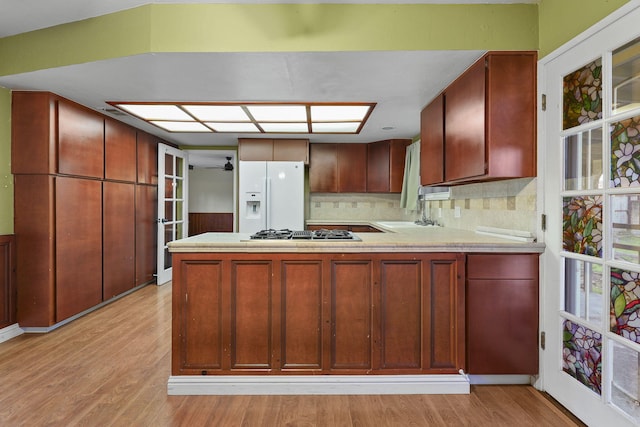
[238, 161, 305, 233]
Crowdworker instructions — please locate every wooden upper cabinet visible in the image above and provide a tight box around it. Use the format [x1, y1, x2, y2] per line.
[367, 140, 390, 192]
[11, 92, 57, 175]
[337, 143, 367, 192]
[136, 131, 158, 185]
[12, 92, 105, 178]
[389, 139, 410, 192]
[105, 118, 137, 182]
[309, 143, 338, 192]
[238, 138, 309, 164]
[445, 59, 486, 182]
[367, 139, 410, 193]
[58, 101, 105, 179]
[422, 51, 536, 185]
[420, 94, 445, 186]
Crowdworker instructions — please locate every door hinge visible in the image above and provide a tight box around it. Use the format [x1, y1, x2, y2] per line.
[541, 94, 546, 111]
[541, 331, 546, 350]
[541, 214, 547, 231]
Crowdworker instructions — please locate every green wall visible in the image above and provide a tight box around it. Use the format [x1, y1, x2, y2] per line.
[538, 0, 630, 58]
[0, 86, 12, 234]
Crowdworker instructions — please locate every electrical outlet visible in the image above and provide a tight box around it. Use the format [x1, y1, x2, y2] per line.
[454, 206, 461, 218]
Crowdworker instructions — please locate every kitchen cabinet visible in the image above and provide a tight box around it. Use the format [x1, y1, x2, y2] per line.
[420, 52, 537, 185]
[136, 131, 159, 185]
[0, 235, 16, 329]
[309, 143, 338, 192]
[105, 118, 137, 182]
[420, 94, 444, 186]
[238, 138, 309, 164]
[135, 185, 158, 286]
[11, 91, 104, 178]
[309, 143, 367, 192]
[12, 91, 159, 328]
[103, 182, 136, 299]
[466, 253, 539, 374]
[55, 177, 103, 322]
[367, 139, 411, 193]
[171, 252, 465, 376]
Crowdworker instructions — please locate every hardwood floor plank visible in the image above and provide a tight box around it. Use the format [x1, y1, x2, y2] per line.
[0, 283, 583, 426]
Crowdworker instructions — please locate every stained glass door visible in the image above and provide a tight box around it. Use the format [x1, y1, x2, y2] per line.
[541, 4, 640, 425]
[157, 144, 188, 285]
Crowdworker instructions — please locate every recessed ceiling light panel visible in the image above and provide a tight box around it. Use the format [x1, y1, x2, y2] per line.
[206, 122, 260, 132]
[183, 105, 249, 121]
[116, 104, 192, 121]
[312, 122, 361, 133]
[260, 122, 309, 133]
[247, 105, 307, 122]
[150, 121, 211, 132]
[311, 105, 371, 121]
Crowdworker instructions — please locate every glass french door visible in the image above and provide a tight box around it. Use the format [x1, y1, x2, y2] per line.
[157, 144, 188, 285]
[541, 3, 640, 425]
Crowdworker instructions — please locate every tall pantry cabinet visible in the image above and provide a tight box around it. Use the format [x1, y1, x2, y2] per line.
[12, 92, 158, 328]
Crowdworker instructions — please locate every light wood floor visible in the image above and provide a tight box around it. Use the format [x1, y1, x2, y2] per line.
[0, 283, 583, 426]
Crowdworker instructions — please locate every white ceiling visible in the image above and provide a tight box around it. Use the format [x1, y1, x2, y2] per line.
[0, 1, 535, 166]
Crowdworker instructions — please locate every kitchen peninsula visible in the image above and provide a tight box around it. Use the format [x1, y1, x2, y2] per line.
[168, 222, 543, 395]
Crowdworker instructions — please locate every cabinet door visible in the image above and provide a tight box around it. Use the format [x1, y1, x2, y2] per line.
[367, 140, 390, 192]
[105, 119, 137, 182]
[136, 132, 158, 185]
[444, 59, 486, 182]
[329, 259, 372, 371]
[337, 143, 367, 192]
[238, 138, 274, 161]
[57, 101, 104, 179]
[280, 259, 324, 372]
[135, 185, 157, 286]
[309, 143, 338, 192]
[273, 139, 309, 164]
[424, 254, 465, 373]
[378, 259, 422, 370]
[55, 177, 103, 322]
[485, 53, 537, 179]
[0, 235, 16, 329]
[230, 260, 275, 371]
[420, 95, 445, 185]
[14, 175, 56, 327]
[389, 139, 410, 193]
[11, 91, 56, 174]
[466, 253, 539, 374]
[172, 256, 226, 375]
[103, 181, 135, 299]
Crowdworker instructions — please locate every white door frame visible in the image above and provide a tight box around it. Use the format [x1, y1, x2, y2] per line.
[539, 2, 640, 425]
[157, 144, 189, 285]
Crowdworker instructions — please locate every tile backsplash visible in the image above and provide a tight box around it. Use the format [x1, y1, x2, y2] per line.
[309, 177, 538, 234]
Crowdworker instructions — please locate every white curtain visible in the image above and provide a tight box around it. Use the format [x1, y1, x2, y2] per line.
[400, 141, 420, 210]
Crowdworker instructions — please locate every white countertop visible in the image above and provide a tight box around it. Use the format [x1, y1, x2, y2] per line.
[168, 220, 544, 254]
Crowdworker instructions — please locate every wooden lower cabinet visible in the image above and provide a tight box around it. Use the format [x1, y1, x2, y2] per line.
[466, 253, 539, 374]
[0, 235, 16, 329]
[172, 252, 465, 376]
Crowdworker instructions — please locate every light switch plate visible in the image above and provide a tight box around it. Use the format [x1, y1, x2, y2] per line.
[454, 206, 461, 218]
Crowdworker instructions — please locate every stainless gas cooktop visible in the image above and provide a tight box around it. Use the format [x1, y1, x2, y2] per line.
[249, 229, 361, 241]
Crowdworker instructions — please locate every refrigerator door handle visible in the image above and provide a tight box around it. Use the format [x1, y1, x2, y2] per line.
[264, 176, 270, 229]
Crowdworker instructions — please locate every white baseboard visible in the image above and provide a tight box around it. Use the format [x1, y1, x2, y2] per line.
[167, 374, 470, 396]
[0, 323, 24, 343]
[468, 374, 534, 385]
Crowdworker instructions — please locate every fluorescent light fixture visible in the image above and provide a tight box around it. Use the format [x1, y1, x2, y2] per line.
[183, 105, 249, 121]
[116, 104, 192, 121]
[260, 122, 310, 133]
[312, 122, 361, 133]
[311, 105, 370, 121]
[150, 121, 211, 132]
[247, 105, 307, 122]
[206, 122, 260, 132]
[108, 102, 376, 134]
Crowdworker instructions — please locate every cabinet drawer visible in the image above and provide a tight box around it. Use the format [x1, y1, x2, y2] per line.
[467, 254, 538, 280]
